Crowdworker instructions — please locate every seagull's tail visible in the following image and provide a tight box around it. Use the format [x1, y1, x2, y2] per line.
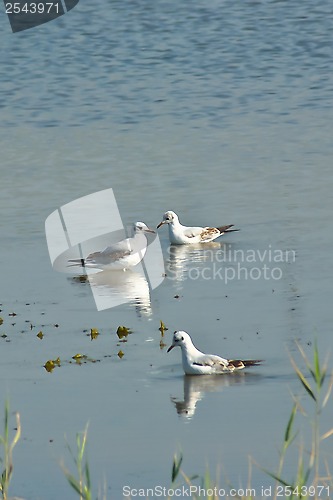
[67, 258, 86, 268]
[241, 359, 263, 367]
[228, 359, 263, 369]
[217, 224, 240, 233]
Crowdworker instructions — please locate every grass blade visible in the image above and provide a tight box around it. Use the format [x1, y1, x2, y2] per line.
[320, 427, 333, 441]
[172, 453, 183, 483]
[290, 355, 316, 402]
[284, 404, 297, 445]
[313, 341, 322, 387]
[260, 468, 292, 488]
[63, 472, 83, 496]
[322, 373, 333, 408]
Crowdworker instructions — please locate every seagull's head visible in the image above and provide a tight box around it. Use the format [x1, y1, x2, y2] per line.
[167, 330, 191, 352]
[157, 211, 178, 228]
[134, 222, 155, 234]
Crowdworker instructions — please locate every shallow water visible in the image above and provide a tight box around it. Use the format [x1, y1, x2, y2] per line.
[1, 0, 333, 498]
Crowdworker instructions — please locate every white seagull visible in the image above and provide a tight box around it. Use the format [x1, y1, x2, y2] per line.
[68, 222, 155, 272]
[157, 210, 238, 245]
[167, 331, 262, 375]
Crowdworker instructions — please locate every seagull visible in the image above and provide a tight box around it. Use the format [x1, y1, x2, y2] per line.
[167, 331, 262, 375]
[157, 210, 239, 245]
[68, 222, 155, 272]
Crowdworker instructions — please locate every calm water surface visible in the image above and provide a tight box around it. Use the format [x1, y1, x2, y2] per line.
[1, 0, 333, 498]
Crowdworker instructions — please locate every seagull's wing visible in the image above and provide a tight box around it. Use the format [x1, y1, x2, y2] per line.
[199, 227, 221, 241]
[87, 240, 131, 265]
[68, 237, 134, 268]
[193, 354, 229, 369]
[183, 226, 206, 238]
[184, 225, 238, 242]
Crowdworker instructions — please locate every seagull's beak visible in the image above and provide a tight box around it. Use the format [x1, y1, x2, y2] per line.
[167, 345, 175, 353]
[157, 220, 167, 229]
[144, 227, 156, 234]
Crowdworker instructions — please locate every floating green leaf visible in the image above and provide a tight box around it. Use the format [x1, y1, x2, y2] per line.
[44, 360, 55, 373]
[37, 331, 44, 340]
[0, 318, 3, 326]
[117, 326, 131, 339]
[90, 328, 99, 340]
[72, 353, 85, 360]
[43, 356, 60, 372]
[117, 350, 124, 359]
[159, 320, 168, 336]
[72, 354, 88, 365]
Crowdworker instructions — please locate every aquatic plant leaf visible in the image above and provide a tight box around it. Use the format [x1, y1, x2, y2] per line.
[90, 328, 99, 340]
[117, 350, 124, 359]
[54, 357, 61, 366]
[37, 331, 44, 340]
[0, 318, 3, 326]
[117, 326, 131, 339]
[159, 320, 168, 336]
[44, 360, 55, 373]
[72, 354, 84, 360]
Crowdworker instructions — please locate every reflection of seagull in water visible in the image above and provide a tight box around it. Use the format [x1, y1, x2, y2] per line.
[167, 242, 223, 284]
[157, 210, 238, 245]
[68, 222, 155, 272]
[88, 270, 152, 316]
[171, 374, 247, 419]
[168, 331, 263, 375]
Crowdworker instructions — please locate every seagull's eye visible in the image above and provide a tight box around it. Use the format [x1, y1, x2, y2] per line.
[181, 336, 184, 341]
